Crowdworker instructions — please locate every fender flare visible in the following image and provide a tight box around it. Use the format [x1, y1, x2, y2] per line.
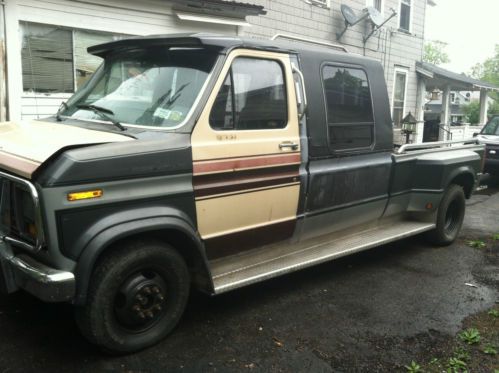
[72, 207, 210, 305]
[444, 165, 476, 197]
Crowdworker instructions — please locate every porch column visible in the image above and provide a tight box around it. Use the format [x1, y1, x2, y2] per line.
[479, 89, 488, 125]
[415, 77, 426, 143]
[439, 84, 451, 141]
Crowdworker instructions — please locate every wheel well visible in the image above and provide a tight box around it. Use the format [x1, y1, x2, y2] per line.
[97, 230, 213, 293]
[449, 173, 474, 198]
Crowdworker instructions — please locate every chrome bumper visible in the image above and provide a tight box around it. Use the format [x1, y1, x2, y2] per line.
[0, 240, 75, 302]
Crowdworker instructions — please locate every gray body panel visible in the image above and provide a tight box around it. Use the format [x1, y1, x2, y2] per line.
[0, 34, 485, 305]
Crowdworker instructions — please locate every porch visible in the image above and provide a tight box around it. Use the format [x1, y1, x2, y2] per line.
[414, 61, 499, 143]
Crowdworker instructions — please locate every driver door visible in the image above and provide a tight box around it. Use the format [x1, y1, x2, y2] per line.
[191, 49, 301, 259]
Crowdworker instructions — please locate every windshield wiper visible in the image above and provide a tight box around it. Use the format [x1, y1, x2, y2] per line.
[56, 101, 68, 122]
[164, 83, 190, 108]
[76, 104, 126, 131]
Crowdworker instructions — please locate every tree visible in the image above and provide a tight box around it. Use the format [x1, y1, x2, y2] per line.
[462, 101, 480, 124]
[470, 44, 499, 102]
[489, 99, 499, 116]
[423, 41, 450, 66]
[462, 100, 499, 124]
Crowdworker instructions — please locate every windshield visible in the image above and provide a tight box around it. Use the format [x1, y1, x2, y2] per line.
[481, 116, 499, 136]
[62, 47, 218, 129]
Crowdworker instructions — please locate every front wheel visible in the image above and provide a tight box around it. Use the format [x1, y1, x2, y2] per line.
[75, 240, 190, 354]
[426, 184, 466, 246]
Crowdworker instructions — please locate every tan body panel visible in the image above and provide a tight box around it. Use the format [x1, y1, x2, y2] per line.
[191, 49, 301, 242]
[0, 120, 131, 178]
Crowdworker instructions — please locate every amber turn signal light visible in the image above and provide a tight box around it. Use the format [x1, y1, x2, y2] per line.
[67, 189, 103, 201]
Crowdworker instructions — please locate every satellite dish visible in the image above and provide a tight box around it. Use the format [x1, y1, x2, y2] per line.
[365, 6, 384, 27]
[341, 4, 359, 26]
[363, 7, 398, 43]
[336, 4, 369, 40]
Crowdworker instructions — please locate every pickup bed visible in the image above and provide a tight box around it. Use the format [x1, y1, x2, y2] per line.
[0, 33, 484, 353]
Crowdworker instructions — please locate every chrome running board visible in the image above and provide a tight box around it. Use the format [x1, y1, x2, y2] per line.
[210, 219, 435, 294]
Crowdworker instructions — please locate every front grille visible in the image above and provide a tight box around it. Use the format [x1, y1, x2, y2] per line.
[0, 172, 43, 251]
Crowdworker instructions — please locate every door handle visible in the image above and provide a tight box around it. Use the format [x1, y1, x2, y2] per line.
[279, 141, 299, 151]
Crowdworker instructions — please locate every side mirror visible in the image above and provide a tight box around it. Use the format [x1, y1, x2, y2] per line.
[472, 132, 479, 137]
[292, 64, 307, 120]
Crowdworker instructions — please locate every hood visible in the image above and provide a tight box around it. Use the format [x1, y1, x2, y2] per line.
[477, 134, 499, 145]
[0, 120, 131, 179]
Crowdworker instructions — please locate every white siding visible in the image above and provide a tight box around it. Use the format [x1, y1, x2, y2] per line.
[5, 0, 237, 120]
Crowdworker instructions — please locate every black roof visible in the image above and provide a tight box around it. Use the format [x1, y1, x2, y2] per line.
[87, 33, 358, 60]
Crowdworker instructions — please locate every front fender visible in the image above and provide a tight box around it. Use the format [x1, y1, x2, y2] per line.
[72, 207, 208, 304]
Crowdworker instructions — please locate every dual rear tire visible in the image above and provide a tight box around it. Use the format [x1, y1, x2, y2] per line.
[426, 184, 466, 246]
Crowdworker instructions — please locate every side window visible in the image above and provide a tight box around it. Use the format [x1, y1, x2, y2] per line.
[399, 0, 411, 31]
[322, 65, 374, 151]
[210, 57, 287, 130]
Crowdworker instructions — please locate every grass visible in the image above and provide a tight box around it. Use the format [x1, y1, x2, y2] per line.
[404, 307, 499, 373]
[405, 361, 423, 373]
[466, 239, 486, 249]
[459, 328, 480, 345]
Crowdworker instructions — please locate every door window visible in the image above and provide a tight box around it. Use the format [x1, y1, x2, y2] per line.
[209, 57, 287, 130]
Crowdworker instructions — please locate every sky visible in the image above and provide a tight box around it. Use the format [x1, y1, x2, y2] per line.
[425, 0, 498, 75]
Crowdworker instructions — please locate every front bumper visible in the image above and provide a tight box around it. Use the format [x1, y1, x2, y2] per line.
[0, 238, 75, 302]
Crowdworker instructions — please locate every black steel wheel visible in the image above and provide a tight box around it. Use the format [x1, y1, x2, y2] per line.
[426, 184, 466, 246]
[75, 240, 190, 354]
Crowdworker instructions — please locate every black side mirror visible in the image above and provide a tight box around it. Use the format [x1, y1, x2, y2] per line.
[473, 132, 479, 137]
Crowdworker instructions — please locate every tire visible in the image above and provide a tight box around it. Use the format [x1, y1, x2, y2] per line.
[426, 184, 466, 246]
[75, 240, 190, 354]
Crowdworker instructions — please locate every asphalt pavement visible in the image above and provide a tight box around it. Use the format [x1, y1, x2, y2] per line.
[0, 188, 498, 372]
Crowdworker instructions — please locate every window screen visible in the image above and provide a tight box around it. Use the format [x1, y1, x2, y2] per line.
[322, 66, 374, 150]
[399, 0, 411, 31]
[210, 57, 287, 130]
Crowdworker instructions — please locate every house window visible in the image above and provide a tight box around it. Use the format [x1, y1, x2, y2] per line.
[392, 69, 407, 127]
[21, 22, 125, 94]
[322, 66, 374, 151]
[399, 0, 411, 31]
[366, 0, 383, 13]
[450, 93, 456, 103]
[305, 0, 330, 8]
[210, 57, 287, 130]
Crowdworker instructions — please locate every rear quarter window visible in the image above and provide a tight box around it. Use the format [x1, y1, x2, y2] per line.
[322, 65, 374, 152]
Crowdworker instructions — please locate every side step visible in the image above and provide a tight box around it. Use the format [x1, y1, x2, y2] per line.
[210, 220, 435, 294]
